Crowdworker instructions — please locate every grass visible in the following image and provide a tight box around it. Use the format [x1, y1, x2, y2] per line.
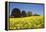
[8, 16, 44, 30]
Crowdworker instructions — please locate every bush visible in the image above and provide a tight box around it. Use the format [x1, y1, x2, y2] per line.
[33, 14, 40, 16]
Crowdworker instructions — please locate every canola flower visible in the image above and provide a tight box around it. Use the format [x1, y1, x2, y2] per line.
[9, 16, 44, 29]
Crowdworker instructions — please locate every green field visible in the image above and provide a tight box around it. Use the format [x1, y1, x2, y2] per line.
[8, 16, 44, 30]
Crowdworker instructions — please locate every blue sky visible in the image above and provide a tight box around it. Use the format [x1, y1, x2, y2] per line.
[8, 3, 44, 16]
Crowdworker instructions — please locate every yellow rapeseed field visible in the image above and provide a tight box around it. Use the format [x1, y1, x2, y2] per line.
[8, 16, 44, 29]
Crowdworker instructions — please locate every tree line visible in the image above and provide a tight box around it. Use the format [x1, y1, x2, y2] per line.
[10, 8, 40, 18]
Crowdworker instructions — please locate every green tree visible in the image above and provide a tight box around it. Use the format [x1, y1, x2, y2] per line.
[11, 8, 21, 18]
[27, 11, 32, 16]
[22, 10, 27, 17]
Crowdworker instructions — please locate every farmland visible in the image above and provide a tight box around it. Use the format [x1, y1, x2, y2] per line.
[8, 16, 44, 30]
